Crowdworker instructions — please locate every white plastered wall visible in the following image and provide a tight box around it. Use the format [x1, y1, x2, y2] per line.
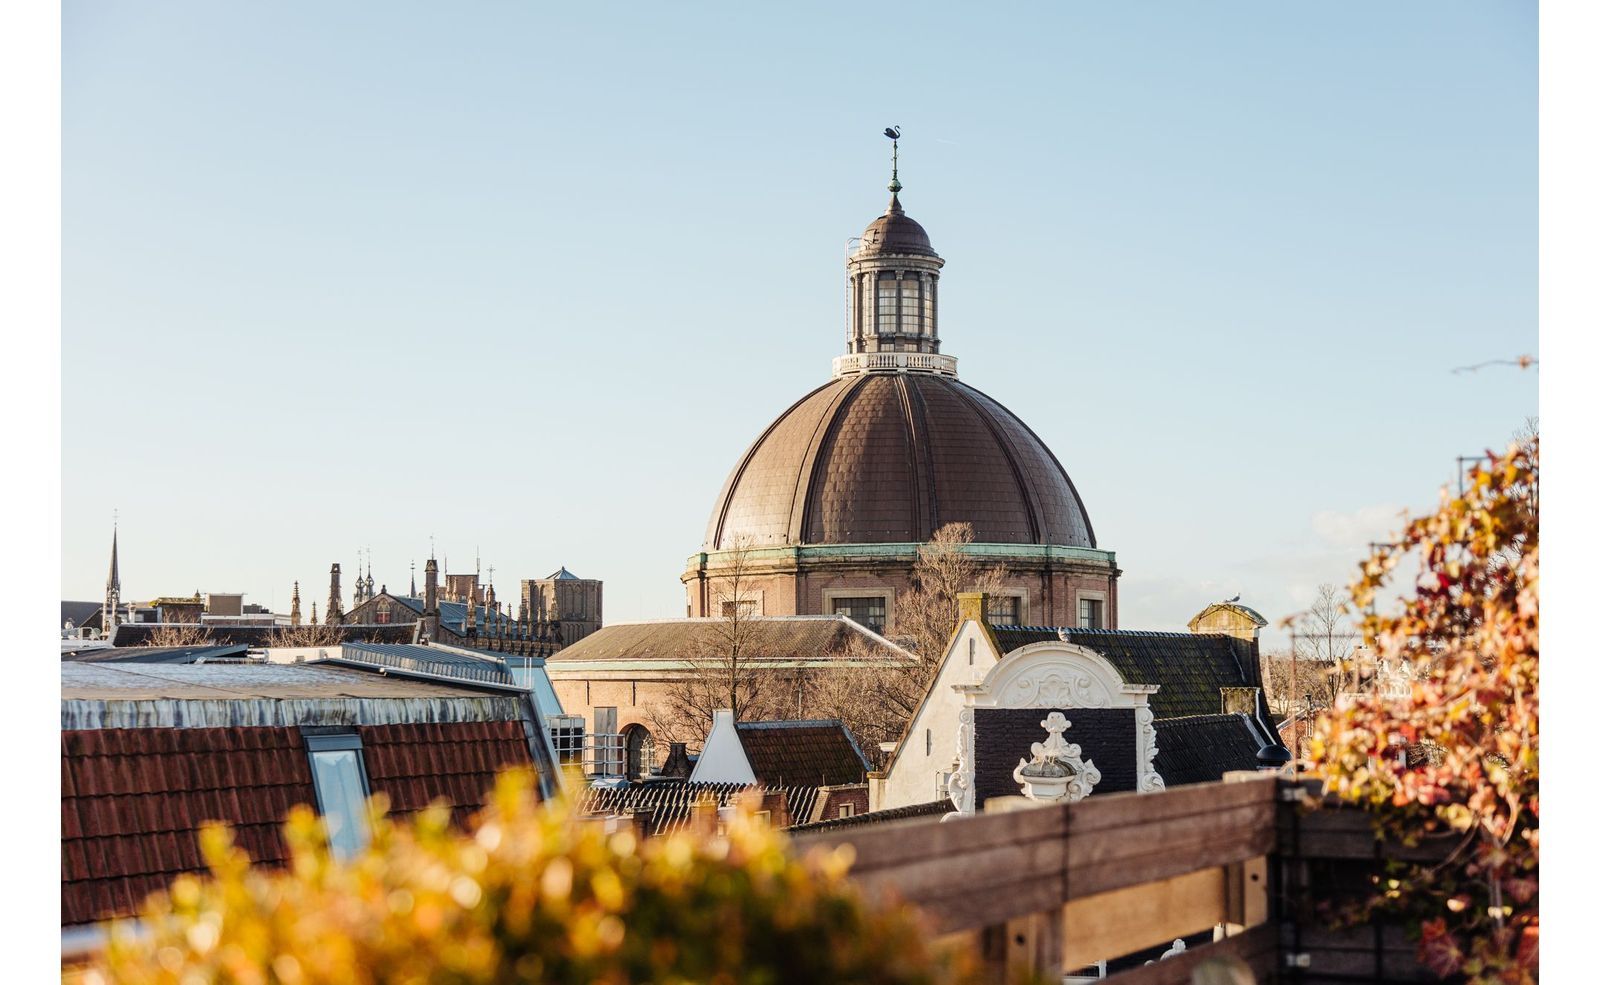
[873, 620, 1003, 811]
[689, 708, 756, 784]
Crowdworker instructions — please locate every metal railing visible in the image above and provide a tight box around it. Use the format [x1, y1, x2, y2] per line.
[548, 721, 653, 780]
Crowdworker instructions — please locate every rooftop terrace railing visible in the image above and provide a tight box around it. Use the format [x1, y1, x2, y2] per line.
[792, 774, 1452, 984]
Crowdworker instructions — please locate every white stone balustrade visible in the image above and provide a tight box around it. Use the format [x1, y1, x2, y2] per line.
[831, 351, 959, 378]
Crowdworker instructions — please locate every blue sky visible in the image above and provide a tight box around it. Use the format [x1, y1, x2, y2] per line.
[61, 2, 1537, 647]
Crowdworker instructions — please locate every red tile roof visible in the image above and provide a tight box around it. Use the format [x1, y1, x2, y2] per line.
[61, 726, 315, 928]
[357, 721, 534, 826]
[61, 722, 536, 927]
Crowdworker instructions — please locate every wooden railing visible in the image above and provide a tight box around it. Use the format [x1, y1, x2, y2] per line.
[794, 774, 1453, 984]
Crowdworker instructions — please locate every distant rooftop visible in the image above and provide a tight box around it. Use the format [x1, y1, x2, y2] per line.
[61, 662, 510, 702]
[551, 615, 914, 666]
[61, 643, 251, 664]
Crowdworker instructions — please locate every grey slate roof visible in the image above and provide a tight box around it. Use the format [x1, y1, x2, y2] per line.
[61, 601, 104, 632]
[991, 627, 1259, 720]
[550, 616, 912, 665]
[60, 662, 519, 702]
[61, 644, 251, 664]
[548, 567, 580, 580]
[338, 642, 515, 686]
[1153, 714, 1271, 786]
[789, 800, 949, 835]
[386, 595, 513, 636]
[109, 623, 416, 647]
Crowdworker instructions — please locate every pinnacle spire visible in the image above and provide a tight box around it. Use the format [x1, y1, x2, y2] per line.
[106, 522, 120, 593]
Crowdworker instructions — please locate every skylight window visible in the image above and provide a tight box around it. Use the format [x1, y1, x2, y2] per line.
[304, 732, 372, 860]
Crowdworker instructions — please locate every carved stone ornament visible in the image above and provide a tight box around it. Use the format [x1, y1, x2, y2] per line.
[946, 641, 1163, 814]
[1012, 712, 1101, 803]
[1136, 705, 1166, 794]
[943, 707, 976, 819]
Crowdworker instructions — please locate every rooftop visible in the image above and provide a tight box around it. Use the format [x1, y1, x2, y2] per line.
[734, 719, 872, 787]
[990, 627, 1260, 720]
[61, 643, 252, 664]
[1151, 714, 1273, 786]
[61, 662, 508, 702]
[550, 615, 914, 667]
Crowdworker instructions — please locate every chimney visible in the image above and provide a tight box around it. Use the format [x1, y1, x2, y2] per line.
[956, 592, 989, 626]
[1220, 686, 1260, 716]
[660, 742, 692, 778]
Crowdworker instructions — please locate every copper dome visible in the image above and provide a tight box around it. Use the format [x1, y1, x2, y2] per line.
[858, 193, 937, 257]
[704, 373, 1097, 550]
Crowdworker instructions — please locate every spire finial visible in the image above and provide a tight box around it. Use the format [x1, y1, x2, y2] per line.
[883, 126, 903, 196]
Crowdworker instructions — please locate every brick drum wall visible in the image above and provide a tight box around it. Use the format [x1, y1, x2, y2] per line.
[690, 560, 1118, 629]
[973, 707, 1136, 807]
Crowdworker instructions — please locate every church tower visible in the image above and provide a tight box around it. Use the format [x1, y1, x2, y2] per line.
[327, 563, 345, 625]
[290, 581, 302, 627]
[421, 556, 440, 641]
[102, 524, 121, 639]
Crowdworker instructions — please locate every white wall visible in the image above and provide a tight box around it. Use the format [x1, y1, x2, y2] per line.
[259, 646, 340, 665]
[689, 709, 756, 784]
[874, 620, 1002, 811]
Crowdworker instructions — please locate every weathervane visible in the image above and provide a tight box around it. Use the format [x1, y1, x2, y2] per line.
[883, 125, 902, 193]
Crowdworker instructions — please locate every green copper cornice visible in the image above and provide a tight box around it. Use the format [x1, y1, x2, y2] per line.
[686, 542, 1116, 571]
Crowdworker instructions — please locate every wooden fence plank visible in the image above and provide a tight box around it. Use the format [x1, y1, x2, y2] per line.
[1067, 809, 1276, 899]
[1066, 777, 1275, 835]
[1062, 866, 1229, 970]
[1068, 801, 1275, 869]
[796, 799, 1067, 874]
[1100, 924, 1278, 985]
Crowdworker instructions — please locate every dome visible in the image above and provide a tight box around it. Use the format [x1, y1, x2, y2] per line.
[859, 194, 937, 257]
[704, 373, 1096, 550]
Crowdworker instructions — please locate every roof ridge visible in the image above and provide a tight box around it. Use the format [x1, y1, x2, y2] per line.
[999, 626, 1220, 640]
[1153, 712, 1250, 724]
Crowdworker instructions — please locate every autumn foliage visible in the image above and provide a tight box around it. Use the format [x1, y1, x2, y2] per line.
[85, 770, 983, 985]
[1307, 439, 1538, 982]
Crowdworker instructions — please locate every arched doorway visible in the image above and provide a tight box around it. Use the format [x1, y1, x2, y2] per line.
[622, 724, 655, 781]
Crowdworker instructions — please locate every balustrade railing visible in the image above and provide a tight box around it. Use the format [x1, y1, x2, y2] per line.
[832, 351, 958, 378]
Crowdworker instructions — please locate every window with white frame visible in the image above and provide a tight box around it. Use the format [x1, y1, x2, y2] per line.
[1078, 597, 1105, 630]
[837, 802, 856, 819]
[304, 732, 372, 860]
